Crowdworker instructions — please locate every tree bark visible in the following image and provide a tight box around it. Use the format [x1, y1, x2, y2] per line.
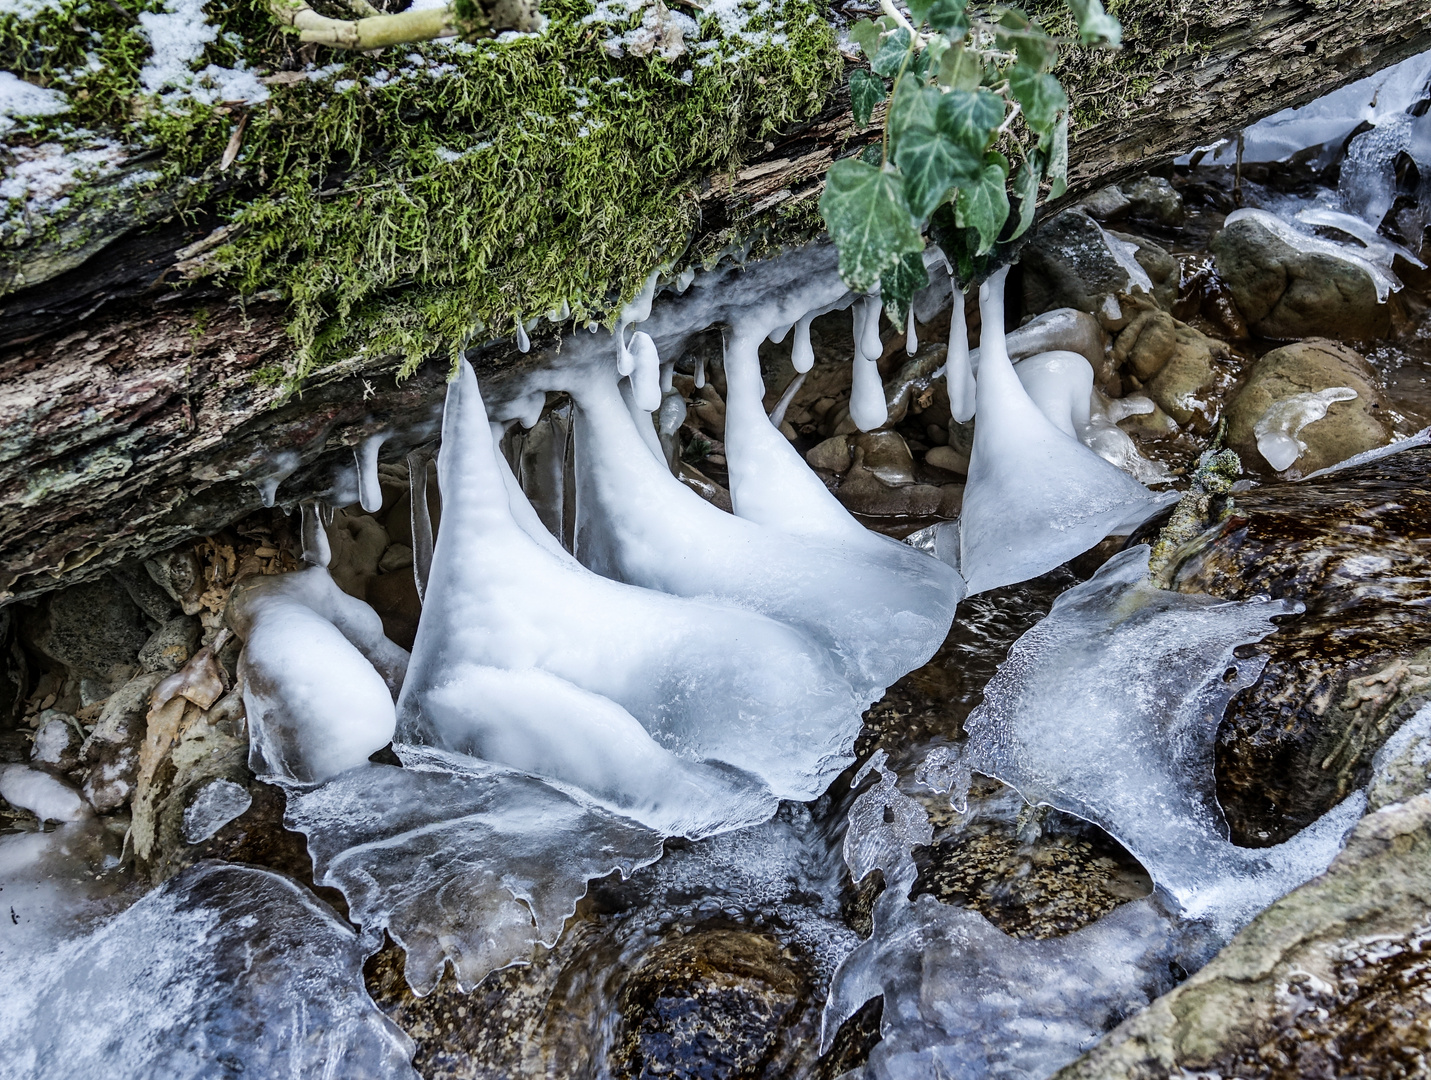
[3, 0, 1430, 605]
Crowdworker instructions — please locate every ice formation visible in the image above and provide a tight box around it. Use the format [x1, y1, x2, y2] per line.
[946, 284, 976, 423]
[1011, 350, 1094, 438]
[961, 546, 1364, 932]
[957, 269, 1175, 595]
[1224, 208, 1400, 301]
[0, 862, 417, 1080]
[1253, 386, 1359, 471]
[1079, 391, 1173, 485]
[397, 360, 864, 809]
[355, 430, 392, 514]
[287, 746, 667, 992]
[231, 558, 409, 783]
[1301, 424, 1431, 479]
[507, 254, 961, 696]
[180, 778, 253, 844]
[0, 765, 91, 823]
[849, 297, 890, 432]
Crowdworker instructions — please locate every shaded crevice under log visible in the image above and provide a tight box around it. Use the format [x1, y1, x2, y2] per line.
[4, 0, 1431, 603]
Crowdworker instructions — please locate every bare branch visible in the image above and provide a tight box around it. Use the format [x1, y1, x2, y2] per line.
[264, 0, 544, 50]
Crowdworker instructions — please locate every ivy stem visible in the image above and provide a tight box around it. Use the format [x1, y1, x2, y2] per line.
[878, 0, 916, 35]
[996, 101, 1022, 135]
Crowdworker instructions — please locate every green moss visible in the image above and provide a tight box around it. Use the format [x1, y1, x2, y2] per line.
[3, 0, 840, 388]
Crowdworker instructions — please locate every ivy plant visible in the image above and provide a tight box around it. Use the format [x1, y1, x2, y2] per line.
[819, 0, 1120, 323]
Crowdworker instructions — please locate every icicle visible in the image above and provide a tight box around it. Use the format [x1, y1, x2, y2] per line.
[849, 296, 888, 433]
[619, 375, 666, 464]
[659, 359, 676, 394]
[859, 295, 884, 360]
[407, 450, 434, 603]
[676, 267, 695, 293]
[905, 304, 918, 355]
[510, 389, 546, 429]
[790, 312, 815, 373]
[354, 431, 390, 514]
[956, 267, 1175, 594]
[252, 450, 300, 509]
[628, 330, 663, 413]
[615, 270, 660, 375]
[768, 371, 806, 429]
[515, 320, 531, 353]
[946, 285, 975, 423]
[300, 501, 331, 567]
[768, 322, 793, 344]
[694, 353, 707, 389]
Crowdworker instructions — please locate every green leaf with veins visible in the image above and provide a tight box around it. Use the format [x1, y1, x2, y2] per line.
[1043, 113, 1068, 198]
[849, 19, 882, 57]
[880, 251, 930, 328]
[926, 0, 969, 35]
[820, 158, 924, 292]
[870, 27, 912, 77]
[997, 26, 1058, 72]
[906, 0, 934, 27]
[1065, 0, 1122, 46]
[859, 141, 884, 166]
[850, 69, 887, 129]
[956, 157, 1010, 254]
[895, 125, 979, 220]
[937, 89, 1004, 154]
[1009, 63, 1067, 136]
[1009, 163, 1040, 240]
[887, 78, 942, 146]
[938, 43, 980, 91]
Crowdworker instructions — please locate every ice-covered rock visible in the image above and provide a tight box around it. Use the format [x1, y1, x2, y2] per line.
[0, 765, 90, 823]
[962, 546, 1364, 932]
[0, 862, 417, 1079]
[1020, 209, 1175, 322]
[957, 269, 1175, 595]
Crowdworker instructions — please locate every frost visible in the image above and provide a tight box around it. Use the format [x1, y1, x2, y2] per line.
[137, 0, 269, 106]
[1254, 387, 1358, 471]
[962, 545, 1364, 932]
[957, 268, 1175, 595]
[0, 863, 416, 1079]
[0, 765, 90, 823]
[0, 140, 127, 226]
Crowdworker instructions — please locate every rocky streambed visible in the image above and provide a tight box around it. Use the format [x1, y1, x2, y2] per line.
[4, 116, 1431, 1079]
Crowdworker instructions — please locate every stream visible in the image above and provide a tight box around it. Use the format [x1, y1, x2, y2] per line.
[3, 49, 1431, 1080]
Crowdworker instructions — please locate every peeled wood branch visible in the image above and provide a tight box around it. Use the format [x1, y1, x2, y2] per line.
[266, 0, 458, 49]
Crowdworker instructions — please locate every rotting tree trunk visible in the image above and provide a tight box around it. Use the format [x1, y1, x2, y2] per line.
[3, 0, 1430, 605]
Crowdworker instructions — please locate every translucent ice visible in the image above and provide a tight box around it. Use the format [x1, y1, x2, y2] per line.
[230, 564, 410, 783]
[849, 297, 889, 432]
[946, 285, 975, 423]
[957, 269, 1175, 595]
[0, 862, 417, 1079]
[355, 429, 391, 514]
[1012, 350, 1093, 438]
[1080, 391, 1174, 484]
[286, 746, 666, 992]
[397, 360, 865, 805]
[1253, 386, 1358, 472]
[180, 777, 253, 843]
[1224, 208, 1400, 300]
[962, 545, 1364, 932]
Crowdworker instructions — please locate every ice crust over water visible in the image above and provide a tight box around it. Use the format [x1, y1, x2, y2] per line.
[287, 746, 666, 993]
[957, 269, 1175, 595]
[0, 862, 416, 1079]
[962, 546, 1364, 931]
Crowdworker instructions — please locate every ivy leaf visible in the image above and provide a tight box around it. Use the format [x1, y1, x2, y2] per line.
[848, 19, 882, 57]
[820, 158, 924, 292]
[880, 251, 930, 329]
[870, 27, 912, 77]
[895, 126, 979, 220]
[850, 69, 887, 129]
[929, 203, 979, 284]
[995, 12, 1058, 72]
[926, 0, 969, 36]
[1065, 0, 1122, 46]
[938, 43, 980, 91]
[1009, 63, 1067, 137]
[887, 78, 941, 146]
[955, 157, 1010, 255]
[1009, 162, 1040, 240]
[936, 88, 1004, 154]
[1043, 113, 1068, 198]
[859, 141, 883, 166]
[906, 0, 934, 27]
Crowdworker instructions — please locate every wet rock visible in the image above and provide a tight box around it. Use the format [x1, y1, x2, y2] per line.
[366, 569, 422, 652]
[1057, 793, 1431, 1080]
[144, 548, 206, 616]
[1164, 447, 1431, 844]
[137, 614, 201, 674]
[109, 561, 181, 623]
[924, 444, 968, 475]
[79, 671, 164, 811]
[326, 508, 390, 600]
[1367, 705, 1431, 812]
[1021, 209, 1175, 322]
[1144, 332, 1234, 432]
[912, 776, 1152, 939]
[1080, 184, 1132, 220]
[1211, 215, 1392, 340]
[23, 574, 149, 688]
[1121, 176, 1186, 227]
[1224, 339, 1393, 476]
[806, 435, 852, 473]
[30, 712, 81, 773]
[1109, 229, 1179, 311]
[849, 431, 916, 486]
[612, 929, 806, 1080]
[883, 345, 947, 426]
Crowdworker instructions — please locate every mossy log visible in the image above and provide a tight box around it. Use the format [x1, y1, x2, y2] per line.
[3, 0, 1430, 604]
